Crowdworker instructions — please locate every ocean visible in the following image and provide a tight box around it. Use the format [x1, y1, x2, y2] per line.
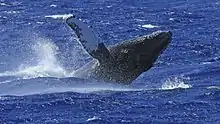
[0, 0, 220, 123]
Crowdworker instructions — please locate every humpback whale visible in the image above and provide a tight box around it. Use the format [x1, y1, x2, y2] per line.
[66, 16, 172, 84]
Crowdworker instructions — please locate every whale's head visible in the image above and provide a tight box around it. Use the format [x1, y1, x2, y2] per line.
[110, 31, 172, 74]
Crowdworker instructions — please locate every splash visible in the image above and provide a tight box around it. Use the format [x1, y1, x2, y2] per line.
[18, 38, 70, 78]
[0, 38, 69, 79]
[0, 36, 145, 96]
[0, 37, 144, 96]
[161, 77, 191, 90]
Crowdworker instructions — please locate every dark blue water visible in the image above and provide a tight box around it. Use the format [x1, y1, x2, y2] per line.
[0, 0, 220, 123]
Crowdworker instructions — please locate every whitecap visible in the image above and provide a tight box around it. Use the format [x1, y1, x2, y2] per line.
[0, 96, 8, 100]
[0, 2, 7, 6]
[202, 62, 212, 65]
[4, 10, 20, 14]
[36, 21, 44, 24]
[0, 80, 14, 84]
[0, 62, 5, 65]
[207, 86, 220, 90]
[139, 24, 159, 29]
[86, 116, 101, 122]
[45, 14, 73, 19]
[134, 19, 146, 22]
[50, 4, 57, 7]
[106, 5, 112, 8]
[169, 18, 174, 21]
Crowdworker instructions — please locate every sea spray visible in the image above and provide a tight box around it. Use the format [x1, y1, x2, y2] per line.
[16, 38, 69, 78]
[161, 76, 191, 90]
[0, 38, 70, 78]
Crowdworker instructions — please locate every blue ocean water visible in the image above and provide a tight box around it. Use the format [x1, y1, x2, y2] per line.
[0, 0, 220, 123]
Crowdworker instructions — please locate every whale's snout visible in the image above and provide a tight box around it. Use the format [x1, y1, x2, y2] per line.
[168, 31, 172, 36]
[149, 30, 172, 42]
[143, 30, 172, 53]
[162, 31, 172, 37]
[133, 30, 172, 71]
[162, 31, 172, 39]
[161, 31, 172, 41]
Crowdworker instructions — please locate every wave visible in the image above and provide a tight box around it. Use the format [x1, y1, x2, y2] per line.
[202, 56, 220, 65]
[0, 77, 143, 96]
[207, 86, 220, 90]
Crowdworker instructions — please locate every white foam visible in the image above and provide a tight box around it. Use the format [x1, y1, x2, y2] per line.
[50, 4, 57, 7]
[0, 2, 7, 6]
[36, 21, 44, 24]
[140, 24, 159, 29]
[0, 80, 14, 84]
[4, 10, 20, 14]
[106, 5, 112, 8]
[202, 62, 212, 65]
[135, 19, 146, 22]
[169, 18, 174, 21]
[0, 62, 5, 65]
[161, 77, 191, 90]
[67, 87, 142, 93]
[87, 116, 101, 122]
[207, 86, 220, 90]
[0, 96, 8, 100]
[45, 14, 73, 19]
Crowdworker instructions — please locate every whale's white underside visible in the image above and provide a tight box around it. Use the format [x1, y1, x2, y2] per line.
[66, 17, 99, 53]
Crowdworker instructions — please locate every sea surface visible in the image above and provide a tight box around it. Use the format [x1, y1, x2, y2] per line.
[0, 0, 220, 123]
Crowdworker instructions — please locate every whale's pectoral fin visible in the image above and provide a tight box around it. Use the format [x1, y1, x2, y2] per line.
[66, 16, 112, 63]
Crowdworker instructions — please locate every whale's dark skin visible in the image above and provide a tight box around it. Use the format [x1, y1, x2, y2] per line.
[66, 16, 172, 84]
